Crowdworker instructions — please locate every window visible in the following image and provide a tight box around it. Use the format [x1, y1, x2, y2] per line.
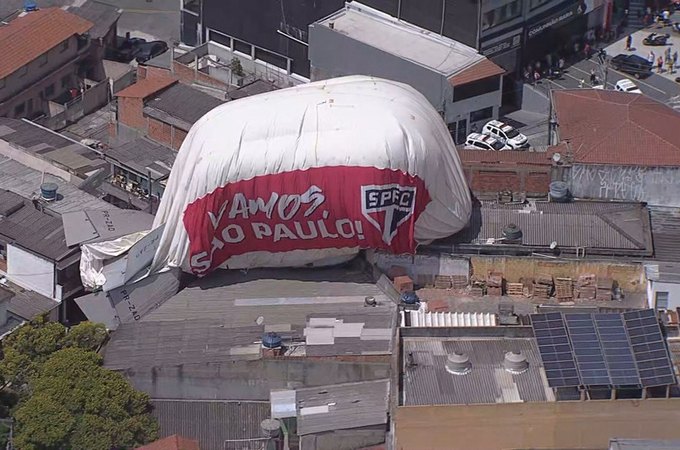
[530, 0, 552, 10]
[14, 102, 25, 116]
[61, 75, 70, 89]
[39, 53, 48, 66]
[482, 0, 523, 31]
[470, 107, 494, 123]
[655, 291, 669, 310]
[18, 66, 28, 77]
[453, 76, 501, 102]
[44, 84, 55, 98]
[233, 39, 252, 57]
[254, 48, 288, 70]
[61, 40, 69, 52]
[182, 0, 200, 14]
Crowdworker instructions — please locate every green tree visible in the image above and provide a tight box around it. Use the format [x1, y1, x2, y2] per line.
[61, 321, 108, 351]
[13, 348, 158, 450]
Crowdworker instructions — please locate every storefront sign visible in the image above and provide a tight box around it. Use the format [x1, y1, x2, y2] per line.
[527, 2, 588, 39]
[481, 31, 522, 57]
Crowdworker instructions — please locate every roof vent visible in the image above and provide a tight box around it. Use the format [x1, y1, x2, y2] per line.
[549, 181, 570, 202]
[502, 223, 522, 241]
[503, 351, 529, 374]
[262, 332, 282, 349]
[40, 182, 58, 202]
[329, 21, 335, 29]
[445, 352, 472, 375]
[364, 296, 377, 307]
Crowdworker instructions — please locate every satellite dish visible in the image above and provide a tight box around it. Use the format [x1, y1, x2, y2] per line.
[550, 241, 558, 250]
[552, 153, 562, 163]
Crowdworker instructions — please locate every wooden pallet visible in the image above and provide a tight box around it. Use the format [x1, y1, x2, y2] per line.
[506, 282, 524, 298]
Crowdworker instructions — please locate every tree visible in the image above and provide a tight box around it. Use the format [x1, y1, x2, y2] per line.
[61, 321, 107, 351]
[229, 57, 245, 77]
[13, 348, 158, 450]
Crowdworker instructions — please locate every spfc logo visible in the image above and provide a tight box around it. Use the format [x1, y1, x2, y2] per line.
[361, 184, 416, 245]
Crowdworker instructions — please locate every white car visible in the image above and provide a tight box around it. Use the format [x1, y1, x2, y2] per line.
[614, 79, 642, 94]
[464, 132, 510, 151]
[481, 120, 529, 149]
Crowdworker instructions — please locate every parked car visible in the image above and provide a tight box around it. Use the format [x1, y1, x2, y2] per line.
[610, 54, 653, 79]
[643, 32, 670, 46]
[135, 41, 170, 63]
[112, 37, 147, 62]
[481, 120, 529, 149]
[614, 79, 642, 94]
[464, 133, 510, 151]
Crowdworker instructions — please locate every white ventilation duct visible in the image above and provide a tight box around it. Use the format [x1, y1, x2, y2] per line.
[445, 352, 472, 375]
[503, 351, 529, 374]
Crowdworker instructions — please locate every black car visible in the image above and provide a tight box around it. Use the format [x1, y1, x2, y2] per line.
[643, 32, 670, 46]
[111, 37, 147, 63]
[610, 54, 653, 79]
[134, 41, 169, 64]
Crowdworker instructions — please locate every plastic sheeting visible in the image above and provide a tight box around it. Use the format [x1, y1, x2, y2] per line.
[151, 76, 471, 275]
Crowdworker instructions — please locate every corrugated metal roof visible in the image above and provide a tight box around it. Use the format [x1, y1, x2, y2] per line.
[0, 190, 25, 217]
[295, 379, 390, 435]
[645, 262, 680, 283]
[151, 399, 271, 450]
[0, 204, 74, 261]
[68, 1, 120, 40]
[229, 80, 279, 100]
[406, 310, 497, 327]
[7, 287, 59, 321]
[103, 321, 264, 370]
[104, 138, 175, 180]
[0, 156, 111, 214]
[649, 206, 680, 262]
[144, 83, 224, 129]
[444, 201, 652, 253]
[402, 337, 555, 406]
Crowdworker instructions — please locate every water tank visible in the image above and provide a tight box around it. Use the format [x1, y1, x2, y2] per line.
[502, 223, 523, 241]
[262, 332, 282, 349]
[401, 291, 419, 305]
[40, 182, 58, 201]
[445, 352, 472, 375]
[364, 296, 377, 307]
[549, 181, 569, 202]
[503, 351, 529, 374]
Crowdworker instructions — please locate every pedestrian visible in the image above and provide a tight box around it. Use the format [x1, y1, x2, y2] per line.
[558, 57, 565, 70]
[666, 47, 671, 61]
[590, 68, 597, 85]
[579, 78, 585, 88]
[658, 56, 664, 73]
[584, 42, 591, 59]
[673, 50, 678, 68]
[668, 56, 674, 73]
[626, 34, 632, 50]
[533, 70, 541, 84]
[648, 50, 656, 64]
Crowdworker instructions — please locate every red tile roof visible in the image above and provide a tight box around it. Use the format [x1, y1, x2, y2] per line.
[448, 59, 505, 86]
[116, 76, 178, 99]
[0, 8, 93, 80]
[553, 89, 680, 166]
[458, 148, 554, 166]
[137, 435, 200, 450]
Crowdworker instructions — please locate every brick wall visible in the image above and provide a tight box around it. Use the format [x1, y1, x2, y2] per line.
[172, 128, 188, 150]
[118, 97, 146, 130]
[148, 117, 173, 147]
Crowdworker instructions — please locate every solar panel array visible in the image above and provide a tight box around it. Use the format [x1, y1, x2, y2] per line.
[530, 313, 580, 387]
[623, 309, 677, 387]
[531, 310, 676, 389]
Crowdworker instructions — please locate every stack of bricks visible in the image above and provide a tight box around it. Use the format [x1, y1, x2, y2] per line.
[393, 275, 414, 293]
[487, 272, 503, 297]
[470, 278, 485, 297]
[596, 278, 614, 301]
[451, 275, 468, 290]
[434, 275, 453, 289]
[554, 277, 574, 301]
[533, 275, 553, 300]
[576, 274, 597, 300]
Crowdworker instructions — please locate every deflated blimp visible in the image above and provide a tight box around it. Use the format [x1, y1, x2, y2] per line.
[150, 76, 471, 276]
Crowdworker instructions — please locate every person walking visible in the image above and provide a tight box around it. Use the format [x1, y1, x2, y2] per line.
[590, 68, 597, 85]
[626, 34, 632, 51]
[667, 56, 674, 74]
[658, 56, 664, 73]
[673, 50, 678, 68]
[648, 50, 656, 64]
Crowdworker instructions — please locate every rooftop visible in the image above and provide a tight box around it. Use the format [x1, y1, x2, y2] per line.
[144, 83, 225, 131]
[3, 284, 60, 321]
[0, 201, 74, 261]
[434, 200, 653, 256]
[0, 118, 107, 179]
[457, 148, 554, 166]
[317, 2, 503, 82]
[151, 400, 271, 450]
[609, 439, 680, 450]
[402, 335, 554, 406]
[228, 80, 279, 100]
[67, 1, 120, 40]
[645, 262, 680, 284]
[116, 76, 177, 99]
[137, 435, 199, 450]
[0, 8, 92, 79]
[140, 266, 397, 357]
[553, 89, 680, 166]
[0, 156, 111, 214]
[649, 206, 680, 263]
[104, 138, 176, 180]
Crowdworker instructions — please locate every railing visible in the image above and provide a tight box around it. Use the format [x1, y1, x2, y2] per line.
[35, 78, 109, 130]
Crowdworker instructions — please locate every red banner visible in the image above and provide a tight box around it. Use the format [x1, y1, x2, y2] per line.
[182, 166, 431, 275]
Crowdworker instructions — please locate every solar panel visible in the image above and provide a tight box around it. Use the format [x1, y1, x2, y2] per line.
[594, 314, 640, 386]
[623, 309, 676, 387]
[564, 313, 610, 386]
[531, 313, 580, 387]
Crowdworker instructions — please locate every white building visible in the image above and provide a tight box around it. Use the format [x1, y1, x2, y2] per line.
[309, 2, 505, 144]
[645, 263, 680, 311]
